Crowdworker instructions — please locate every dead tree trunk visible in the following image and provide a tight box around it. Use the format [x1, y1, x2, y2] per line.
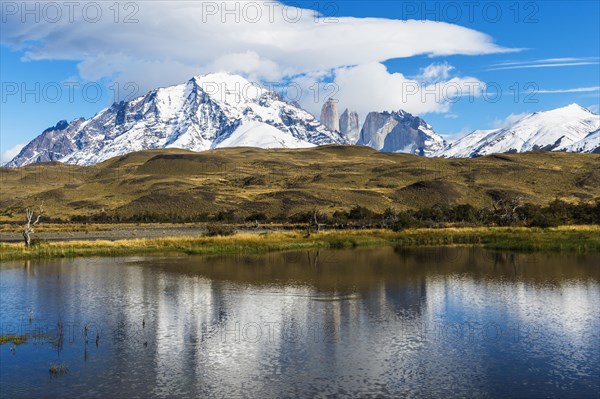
[312, 209, 321, 233]
[23, 205, 44, 247]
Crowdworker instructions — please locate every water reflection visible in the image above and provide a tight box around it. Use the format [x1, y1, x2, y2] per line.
[1, 247, 599, 398]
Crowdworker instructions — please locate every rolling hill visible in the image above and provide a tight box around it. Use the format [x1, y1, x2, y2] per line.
[1, 146, 598, 222]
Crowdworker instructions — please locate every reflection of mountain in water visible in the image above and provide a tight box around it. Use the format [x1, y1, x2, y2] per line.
[1, 248, 598, 397]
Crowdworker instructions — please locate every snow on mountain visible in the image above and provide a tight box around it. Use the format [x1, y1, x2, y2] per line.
[358, 110, 446, 156]
[213, 121, 316, 149]
[559, 128, 600, 153]
[438, 104, 600, 158]
[7, 73, 347, 167]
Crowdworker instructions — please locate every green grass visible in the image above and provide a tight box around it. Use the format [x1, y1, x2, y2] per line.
[1, 226, 599, 262]
[392, 226, 600, 252]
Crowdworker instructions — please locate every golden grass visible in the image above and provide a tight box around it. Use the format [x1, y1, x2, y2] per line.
[1, 226, 599, 262]
[1, 147, 598, 222]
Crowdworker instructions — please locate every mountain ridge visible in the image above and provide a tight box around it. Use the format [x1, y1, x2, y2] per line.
[6, 70, 599, 166]
[7, 73, 347, 167]
[438, 103, 600, 157]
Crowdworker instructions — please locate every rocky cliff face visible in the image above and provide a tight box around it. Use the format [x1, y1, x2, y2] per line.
[339, 109, 360, 144]
[358, 110, 445, 156]
[8, 119, 86, 165]
[320, 98, 340, 132]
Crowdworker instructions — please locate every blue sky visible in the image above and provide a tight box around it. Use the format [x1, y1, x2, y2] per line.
[1, 0, 599, 162]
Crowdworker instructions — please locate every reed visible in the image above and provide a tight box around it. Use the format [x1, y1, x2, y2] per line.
[0, 335, 28, 345]
[49, 363, 68, 376]
[1, 226, 599, 262]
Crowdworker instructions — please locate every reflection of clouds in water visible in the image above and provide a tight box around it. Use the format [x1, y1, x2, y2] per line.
[1, 249, 598, 397]
[511, 281, 600, 382]
[153, 274, 216, 396]
[424, 276, 599, 346]
[423, 276, 600, 393]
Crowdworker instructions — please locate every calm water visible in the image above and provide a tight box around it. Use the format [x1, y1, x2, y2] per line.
[1, 247, 599, 398]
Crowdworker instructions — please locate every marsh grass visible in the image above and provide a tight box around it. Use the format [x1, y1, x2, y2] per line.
[1, 227, 599, 262]
[49, 363, 68, 376]
[0, 335, 27, 345]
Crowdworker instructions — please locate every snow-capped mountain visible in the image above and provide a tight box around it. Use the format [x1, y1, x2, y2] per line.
[559, 128, 600, 153]
[7, 73, 347, 167]
[358, 110, 446, 156]
[439, 104, 600, 158]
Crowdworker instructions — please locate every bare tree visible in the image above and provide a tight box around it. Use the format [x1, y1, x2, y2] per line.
[304, 209, 321, 238]
[312, 208, 321, 233]
[492, 195, 522, 226]
[23, 204, 44, 247]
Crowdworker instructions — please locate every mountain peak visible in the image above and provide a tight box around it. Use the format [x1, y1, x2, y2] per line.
[7, 73, 347, 167]
[439, 104, 600, 157]
[358, 109, 444, 155]
[551, 103, 595, 115]
[320, 98, 339, 132]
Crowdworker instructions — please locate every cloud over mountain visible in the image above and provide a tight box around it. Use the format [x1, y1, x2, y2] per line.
[1, 1, 511, 116]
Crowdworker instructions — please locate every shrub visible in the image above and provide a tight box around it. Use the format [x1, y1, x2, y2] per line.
[528, 213, 559, 228]
[391, 212, 417, 231]
[215, 209, 237, 222]
[205, 224, 236, 237]
[245, 212, 268, 222]
[348, 206, 375, 221]
[289, 211, 313, 223]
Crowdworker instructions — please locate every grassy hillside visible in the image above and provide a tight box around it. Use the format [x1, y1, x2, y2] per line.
[0, 146, 598, 222]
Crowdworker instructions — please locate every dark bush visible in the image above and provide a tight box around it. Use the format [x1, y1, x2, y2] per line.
[452, 204, 478, 223]
[528, 213, 559, 228]
[215, 209, 237, 222]
[289, 211, 313, 223]
[391, 212, 417, 231]
[348, 206, 375, 221]
[205, 224, 236, 237]
[332, 210, 349, 225]
[245, 212, 268, 222]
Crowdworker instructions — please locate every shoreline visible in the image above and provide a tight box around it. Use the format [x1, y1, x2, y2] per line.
[1, 226, 599, 262]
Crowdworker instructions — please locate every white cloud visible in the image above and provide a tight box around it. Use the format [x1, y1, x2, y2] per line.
[417, 62, 455, 83]
[490, 57, 598, 67]
[536, 86, 600, 94]
[0, 1, 511, 107]
[492, 112, 529, 129]
[487, 57, 599, 71]
[1, 144, 25, 165]
[320, 62, 485, 122]
[492, 62, 598, 70]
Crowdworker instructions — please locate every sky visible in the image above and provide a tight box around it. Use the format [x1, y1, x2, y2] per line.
[1, 0, 599, 163]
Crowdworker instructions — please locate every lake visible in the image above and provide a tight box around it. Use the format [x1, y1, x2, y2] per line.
[1, 247, 599, 398]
